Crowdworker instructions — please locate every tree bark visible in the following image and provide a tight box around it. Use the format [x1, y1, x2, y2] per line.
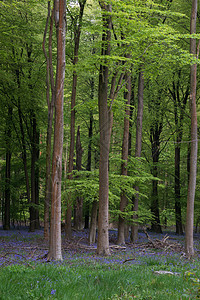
[169, 79, 189, 235]
[17, 100, 31, 229]
[48, 0, 66, 261]
[65, 0, 86, 238]
[185, 0, 198, 258]
[85, 108, 94, 229]
[89, 200, 98, 245]
[97, 1, 112, 256]
[85, 76, 95, 229]
[131, 69, 144, 243]
[117, 73, 131, 245]
[30, 113, 37, 232]
[43, 1, 55, 241]
[74, 126, 84, 230]
[4, 106, 12, 230]
[150, 122, 162, 234]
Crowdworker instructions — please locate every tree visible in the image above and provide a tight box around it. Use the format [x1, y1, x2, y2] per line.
[168, 73, 189, 235]
[149, 91, 163, 234]
[185, 0, 198, 258]
[117, 70, 131, 245]
[43, 1, 57, 241]
[97, 0, 112, 256]
[3, 106, 12, 230]
[47, 0, 66, 261]
[65, 0, 87, 239]
[131, 68, 144, 242]
[74, 126, 84, 230]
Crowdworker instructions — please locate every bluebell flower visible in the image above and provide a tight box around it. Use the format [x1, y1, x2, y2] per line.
[51, 289, 56, 295]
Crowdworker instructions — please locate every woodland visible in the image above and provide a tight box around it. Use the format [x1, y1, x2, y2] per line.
[0, 0, 200, 263]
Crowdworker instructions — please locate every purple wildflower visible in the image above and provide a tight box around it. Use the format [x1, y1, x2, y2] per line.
[51, 289, 56, 295]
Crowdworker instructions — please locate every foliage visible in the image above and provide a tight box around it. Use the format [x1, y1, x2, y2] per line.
[1, 256, 200, 299]
[0, 0, 200, 239]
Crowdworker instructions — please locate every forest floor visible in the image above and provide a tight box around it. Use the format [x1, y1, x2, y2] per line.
[0, 226, 200, 267]
[1, 227, 200, 299]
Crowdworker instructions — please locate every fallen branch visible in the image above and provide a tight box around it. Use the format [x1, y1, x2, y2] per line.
[143, 230, 183, 253]
[123, 258, 135, 263]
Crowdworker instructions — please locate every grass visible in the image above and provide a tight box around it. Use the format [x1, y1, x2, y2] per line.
[0, 258, 200, 299]
[1, 229, 200, 299]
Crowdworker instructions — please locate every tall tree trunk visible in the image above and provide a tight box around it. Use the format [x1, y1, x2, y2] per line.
[65, 0, 87, 239]
[43, 1, 55, 240]
[4, 106, 12, 230]
[169, 79, 189, 235]
[30, 113, 40, 231]
[15, 65, 31, 228]
[97, 1, 112, 256]
[65, 71, 76, 238]
[89, 200, 98, 245]
[48, 0, 66, 261]
[85, 78, 94, 229]
[174, 145, 183, 235]
[87, 81, 99, 241]
[74, 126, 84, 230]
[131, 69, 144, 243]
[185, 0, 198, 258]
[150, 123, 162, 234]
[117, 72, 131, 245]
[18, 102, 31, 228]
[35, 126, 40, 229]
[128, 78, 135, 158]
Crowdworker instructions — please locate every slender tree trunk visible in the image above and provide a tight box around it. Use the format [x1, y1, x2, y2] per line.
[43, 1, 55, 240]
[85, 79, 94, 229]
[4, 106, 12, 230]
[97, 1, 112, 256]
[65, 0, 87, 238]
[150, 123, 162, 234]
[174, 145, 183, 234]
[128, 78, 135, 158]
[185, 0, 198, 258]
[89, 200, 98, 245]
[117, 73, 131, 245]
[74, 126, 84, 230]
[65, 71, 76, 238]
[131, 69, 144, 243]
[18, 102, 31, 227]
[48, 0, 66, 261]
[169, 79, 189, 235]
[30, 116, 36, 232]
[30, 113, 40, 231]
[35, 127, 40, 229]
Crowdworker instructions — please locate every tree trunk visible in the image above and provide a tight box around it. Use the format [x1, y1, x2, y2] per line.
[150, 123, 162, 234]
[43, 1, 55, 240]
[65, 70, 76, 238]
[89, 200, 98, 245]
[48, 0, 66, 261]
[169, 78, 189, 235]
[97, 1, 112, 256]
[131, 69, 144, 243]
[117, 73, 131, 245]
[85, 80, 94, 229]
[30, 113, 40, 232]
[65, 0, 86, 239]
[17, 101, 31, 228]
[174, 145, 183, 235]
[4, 106, 12, 230]
[35, 127, 40, 229]
[74, 126, 84, 230]
[185, 0, 198, 258]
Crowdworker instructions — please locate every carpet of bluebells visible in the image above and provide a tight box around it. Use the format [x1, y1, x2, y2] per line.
[0, 226, 200, 268]
[1, 228, 200, 299]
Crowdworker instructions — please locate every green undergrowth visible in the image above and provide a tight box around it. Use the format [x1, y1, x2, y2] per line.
[0, 258, 200, 300]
